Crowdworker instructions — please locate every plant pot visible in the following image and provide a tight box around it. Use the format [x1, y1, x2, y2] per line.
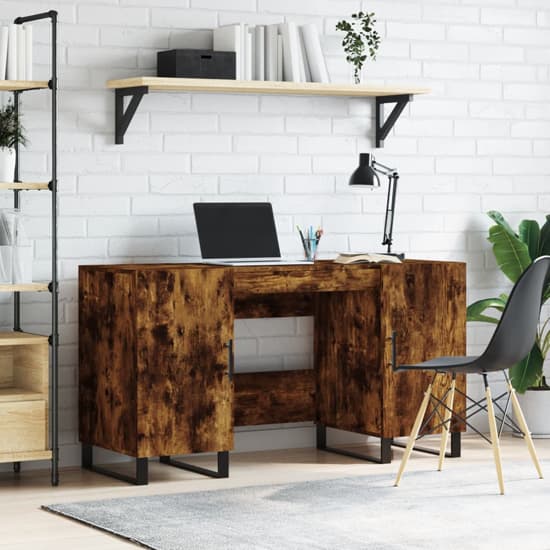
[0, 147, 16, 183]
[514, 388, 550, 438]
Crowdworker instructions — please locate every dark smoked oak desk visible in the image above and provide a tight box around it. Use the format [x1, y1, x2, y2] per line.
[79, 260, 466, 485]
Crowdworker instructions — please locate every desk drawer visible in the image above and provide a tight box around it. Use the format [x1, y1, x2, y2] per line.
[0, 400, 47, 453]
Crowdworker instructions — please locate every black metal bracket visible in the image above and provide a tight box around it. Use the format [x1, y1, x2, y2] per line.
[316, 424, 393, 464]
[81, 444, 149, 485]
[375, 94, 413, 148]
[115, 86, 149, 144]
[392, 432, 461, 458]
[159, 451, 229, 479]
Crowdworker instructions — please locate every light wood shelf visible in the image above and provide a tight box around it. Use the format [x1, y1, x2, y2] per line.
[0, 182, 49, 191]
[0, 80, 49, 92]
[0, 332, 48, 346]
[107, 76, 430, 98]
[0, 283, 49, 293]
[0, 449, 51, 464]
[0, 387, 44, 403]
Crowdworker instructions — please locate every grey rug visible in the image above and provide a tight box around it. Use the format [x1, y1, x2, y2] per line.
[44, 463, 550, 550]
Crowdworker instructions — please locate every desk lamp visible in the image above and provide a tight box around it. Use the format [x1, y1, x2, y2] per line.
[349, 153, 402, 258]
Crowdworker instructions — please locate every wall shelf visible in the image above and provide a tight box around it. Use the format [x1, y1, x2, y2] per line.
[106, 77, 429, 147]
[0, 283, 50, 293]
[0, 182, 49, 191]
[0, 80, 49, 92]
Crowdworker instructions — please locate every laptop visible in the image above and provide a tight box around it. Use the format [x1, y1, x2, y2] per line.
[194, 202, 312, 266]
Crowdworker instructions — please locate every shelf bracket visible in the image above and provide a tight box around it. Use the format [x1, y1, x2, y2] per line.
[115, 86, 149, 144]
[375, 94, 413, 148]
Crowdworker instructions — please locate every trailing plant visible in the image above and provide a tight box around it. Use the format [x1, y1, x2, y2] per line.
[0, 99, 27, 150]
[336, 11, 381, 84]
[467, 211, 550, 393]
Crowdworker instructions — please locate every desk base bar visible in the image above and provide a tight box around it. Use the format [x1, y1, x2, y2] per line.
[316, 424, 393, 464]
[159, 452, 229, 479]
[81, 444, 148, 485]
[391, 431, 461, 458]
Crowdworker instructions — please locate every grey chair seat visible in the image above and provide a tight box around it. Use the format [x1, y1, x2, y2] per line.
[396, 355, 481, 374]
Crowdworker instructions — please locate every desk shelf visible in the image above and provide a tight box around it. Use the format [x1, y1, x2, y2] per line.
[0, 80, 49, 92]
[0, 182, 50, 191]
[106, 76, 429, 146]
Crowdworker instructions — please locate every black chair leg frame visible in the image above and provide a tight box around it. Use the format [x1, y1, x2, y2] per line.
[82, 444, 229, 485]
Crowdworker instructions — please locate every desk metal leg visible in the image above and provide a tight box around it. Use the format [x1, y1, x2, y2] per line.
[316, 423, 393, 464]
[159, 451, 229, 479]
[81, 444, 149, 485]
[391, 431, 461, 458]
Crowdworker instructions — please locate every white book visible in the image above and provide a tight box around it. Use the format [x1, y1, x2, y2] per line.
[265, 24, 278, 81]
[279, 22, 301, 82]
[276, 34, 283, 82]
[213, 25, 241, 80]
[245, 30, 252, 80]
[298, 27, 312, 82]
[0, 27, 8, 80]
[255, 26, 265, 81]
[24, 25, 32, 81]
[241, 23, 248, 79]
[300, 24, 330, 83]
[7, 24, 17, 80]
[17, 24, 25, 81]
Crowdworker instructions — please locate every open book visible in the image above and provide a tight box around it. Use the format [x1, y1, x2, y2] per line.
[334, 253, 402, 265]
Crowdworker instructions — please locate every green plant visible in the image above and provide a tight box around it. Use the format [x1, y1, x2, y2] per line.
[467, 211, 550, 393]
[0, 99, 27, 149]
[336, 11, 381, 84]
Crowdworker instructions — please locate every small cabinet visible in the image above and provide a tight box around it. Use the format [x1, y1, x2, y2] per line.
[0, 333, 50, 462]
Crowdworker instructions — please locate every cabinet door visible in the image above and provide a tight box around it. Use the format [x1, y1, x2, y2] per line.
[136, 267, 234, 458]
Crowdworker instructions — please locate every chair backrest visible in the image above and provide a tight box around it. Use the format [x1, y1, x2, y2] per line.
[479, 255, 550, 372]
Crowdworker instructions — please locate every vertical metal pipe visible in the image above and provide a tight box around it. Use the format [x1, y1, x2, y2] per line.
[13, 90, 20, 331]
[50, 10, 59, 487]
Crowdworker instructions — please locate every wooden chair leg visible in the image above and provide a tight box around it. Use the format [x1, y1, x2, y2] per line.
[508, 383, 544, 479]
[486, 384, 505, 495]
[438, 378, 456, 471]
[395, 382, 433, 487]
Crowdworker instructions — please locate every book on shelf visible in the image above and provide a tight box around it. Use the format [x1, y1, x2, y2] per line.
[254, 26, 265, 81]
[300, 24, 330, 84]
[334, 253, 403, 265]
[7, 24, 16, 80]
[0, 27, 8, 80]
[265, 24, 278, 81]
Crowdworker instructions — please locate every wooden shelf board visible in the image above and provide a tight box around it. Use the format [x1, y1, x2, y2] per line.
[0, 80, 49, 92]
[0, 332, 48, 346]
[0, 182, 49, 190]
[0, 283, 49, 292]
[0, 387, 45, 403]
[0, 449, 51, 464]
[107, 77, 430, 98]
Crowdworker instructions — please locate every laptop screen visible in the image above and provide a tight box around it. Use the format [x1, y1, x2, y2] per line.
[194, 203, 281, 259]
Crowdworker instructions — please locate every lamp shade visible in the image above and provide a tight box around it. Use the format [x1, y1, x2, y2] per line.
[349, 153, 380, 187]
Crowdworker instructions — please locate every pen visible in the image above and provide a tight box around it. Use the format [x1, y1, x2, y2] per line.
[297, 225, 308, 255]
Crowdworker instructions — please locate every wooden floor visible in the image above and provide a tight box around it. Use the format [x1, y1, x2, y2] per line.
[1, 434, 548, 549]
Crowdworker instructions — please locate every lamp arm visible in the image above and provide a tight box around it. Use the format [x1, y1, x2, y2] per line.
[372, 159, 397, 177]
[382, 172, 399, 254]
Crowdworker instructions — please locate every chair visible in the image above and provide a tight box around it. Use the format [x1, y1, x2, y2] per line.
[394, 255, 550, 494]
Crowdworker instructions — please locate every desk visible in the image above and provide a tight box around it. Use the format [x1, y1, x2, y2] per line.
[79, 260, 466, 484]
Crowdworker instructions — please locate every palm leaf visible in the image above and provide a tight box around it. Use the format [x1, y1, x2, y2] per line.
[539, 215, 550, 256]
[488, 224, 531, 283]
[488, 210, 518, 238]
[509, 343, 544, 394]
[518, 219, 540, 261]
[466, 297, 506, 324]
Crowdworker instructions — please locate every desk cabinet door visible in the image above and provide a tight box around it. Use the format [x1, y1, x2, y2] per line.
[136, 267, 234, 457]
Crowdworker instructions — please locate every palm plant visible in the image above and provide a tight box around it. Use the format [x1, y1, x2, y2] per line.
[0, 99, 27, 150]
[467, 211, 550, 393]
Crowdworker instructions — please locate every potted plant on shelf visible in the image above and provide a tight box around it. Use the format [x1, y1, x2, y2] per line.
[336, 11, 380, 85]
[467, 211, 550, 436]
[0, 99, 27, 183]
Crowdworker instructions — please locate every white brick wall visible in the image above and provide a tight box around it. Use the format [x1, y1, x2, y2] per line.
[1, 0, 549, 468]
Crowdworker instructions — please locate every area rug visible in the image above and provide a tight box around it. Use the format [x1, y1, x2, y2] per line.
[44, 462, 549, 550]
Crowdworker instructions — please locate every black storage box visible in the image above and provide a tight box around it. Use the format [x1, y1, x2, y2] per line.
[157, 49, 236, 79]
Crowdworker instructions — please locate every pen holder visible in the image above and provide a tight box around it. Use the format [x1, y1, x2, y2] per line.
[302, 237, 318, 262]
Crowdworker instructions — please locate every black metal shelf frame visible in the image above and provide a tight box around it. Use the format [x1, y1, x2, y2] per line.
[113, 85, 412, 148]
[9, 10, 58, 486]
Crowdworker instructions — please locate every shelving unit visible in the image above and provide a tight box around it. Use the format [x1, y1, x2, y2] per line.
[0, 10, 58, 485]
[106, 76, 429, 146]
